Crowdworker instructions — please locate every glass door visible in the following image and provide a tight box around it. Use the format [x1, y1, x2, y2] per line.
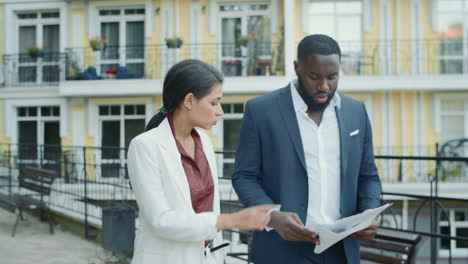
[18, 26, 37, 83]
[219, 4, 271, 76]
[221, 17, 243, 76]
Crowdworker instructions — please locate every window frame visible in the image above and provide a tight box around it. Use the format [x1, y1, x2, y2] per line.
[16, 105, 61, 167]
[306, 0, 365, 75]
[217, 3, 272, 76]
[97, 104, 146, 180]
[215, 103, 244, 181]
[96, 6, 146, 76]
[439, 209, 468, 257]
[14, 10, 62, 85]
[436, 0, 468, 74]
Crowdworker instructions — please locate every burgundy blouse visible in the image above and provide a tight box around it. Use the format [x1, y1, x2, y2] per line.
[167, 115, 215, 215]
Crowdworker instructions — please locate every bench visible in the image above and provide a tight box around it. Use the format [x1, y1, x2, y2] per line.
[0, 166, 57, 237]
[360, 228, 425, 264]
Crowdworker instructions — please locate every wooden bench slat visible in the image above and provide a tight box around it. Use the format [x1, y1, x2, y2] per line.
[361, 239, 412, 254]
[360, 229, 424, 264]
[21, 175, 54, 185]
[360, 251, 407, 264]
[18, 181, 52, 195]
[20, 177, 54, 188]
[375, 229, 421, 244]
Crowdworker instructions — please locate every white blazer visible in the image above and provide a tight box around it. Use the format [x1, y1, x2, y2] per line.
[127, 118, 225, 264]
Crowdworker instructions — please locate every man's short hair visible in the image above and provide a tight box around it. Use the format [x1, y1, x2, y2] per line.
[297, 34, 341, 62]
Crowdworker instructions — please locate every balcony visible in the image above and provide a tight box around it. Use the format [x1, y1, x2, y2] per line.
[2, 52, 67, 86]
[2, 39, 468, 88]
[338, 38, 468, 76]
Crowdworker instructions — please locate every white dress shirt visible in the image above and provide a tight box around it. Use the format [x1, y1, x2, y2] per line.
[290, 81, 341, 225]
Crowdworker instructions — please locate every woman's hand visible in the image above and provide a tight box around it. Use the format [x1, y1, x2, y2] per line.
[217, 205, 276, 231]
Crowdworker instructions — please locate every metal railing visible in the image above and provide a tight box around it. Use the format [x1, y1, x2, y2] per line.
[64, 42, 284, 80]
[2, 52, 67, 86]
[313, 38, 468, 76]
[4, 38, 468, 87]
[0, 143, 467, 263]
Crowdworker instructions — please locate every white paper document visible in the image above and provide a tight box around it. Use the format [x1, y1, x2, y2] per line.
[306, 203, 392, 254]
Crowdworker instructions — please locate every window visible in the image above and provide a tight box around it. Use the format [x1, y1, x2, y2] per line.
[438, 98, 468, 181]
[16, 11, 61, 84]
[97, 7, 145, 77]
[439, 99, 468, 143]
[437, 0, 466, 74]
[440, 209, 468, 255]
[17, 106, 61, 171]
[219, 4, 271, 76]
[307, 0, 363, 75]
[217, 103, 244, 179]
[98, 104, 145, 179]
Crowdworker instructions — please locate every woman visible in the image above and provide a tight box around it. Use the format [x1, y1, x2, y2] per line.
[127, 59, 274, 264]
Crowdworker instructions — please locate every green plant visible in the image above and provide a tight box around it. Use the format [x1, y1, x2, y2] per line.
[89, 36, 107, 51]
[27, 44, 49, 58]
[165, 37, 183, 48]
[239, 35, 251, 47]
[27, 46, 40, 54]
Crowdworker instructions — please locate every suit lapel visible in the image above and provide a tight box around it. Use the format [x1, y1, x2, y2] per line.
[335, 103, 349, 212]
[277, 86, 307, 173]
[157, 119, 192, 206]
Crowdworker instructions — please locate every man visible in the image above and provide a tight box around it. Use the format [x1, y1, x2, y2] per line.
[232, 34, 382, 264]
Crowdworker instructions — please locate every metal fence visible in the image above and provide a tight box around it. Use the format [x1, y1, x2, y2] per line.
[3, 38, 468, 87]
[0, 143, 467, 263]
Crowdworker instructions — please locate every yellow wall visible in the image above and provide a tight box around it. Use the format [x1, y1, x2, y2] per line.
[0, 100, 11, 144]
[391, 91, 402, 155]
[403, 91, 415, 155]
[421, 0, 440, 74]
[398, 0, 412, 75]
[88, 97, 150, 106]
[363, 0, 380, 75]
[422, 91, 439, 154]
[294, 0, 307, 47]
[373, 92, 384, 148]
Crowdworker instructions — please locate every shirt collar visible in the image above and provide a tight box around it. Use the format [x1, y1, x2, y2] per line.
[290, 79, 341, 114]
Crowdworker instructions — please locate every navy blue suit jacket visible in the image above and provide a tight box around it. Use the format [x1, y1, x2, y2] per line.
[232, 85, 382, 264]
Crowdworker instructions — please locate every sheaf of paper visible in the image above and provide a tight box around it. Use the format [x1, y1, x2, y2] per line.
[306, 203, 392, 254]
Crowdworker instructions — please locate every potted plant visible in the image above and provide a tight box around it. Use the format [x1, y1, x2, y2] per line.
[89, 36, 107, 51]
[27, 45, 44, 58]
[165, 37, 183, 48]
[239, 35, 251, 47]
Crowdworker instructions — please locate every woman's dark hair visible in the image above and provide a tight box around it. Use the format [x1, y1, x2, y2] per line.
[297, 34, 341, 63]
[145, 59, 224, 131]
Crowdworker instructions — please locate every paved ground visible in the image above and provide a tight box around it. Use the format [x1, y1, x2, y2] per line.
[0, 208, 128, 264]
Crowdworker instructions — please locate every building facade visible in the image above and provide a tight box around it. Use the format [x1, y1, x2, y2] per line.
[0, 0, 467, 261]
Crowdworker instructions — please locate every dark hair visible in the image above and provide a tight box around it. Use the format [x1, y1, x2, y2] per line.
[145, 59, 224, 131]
[297, 34, 341, 62]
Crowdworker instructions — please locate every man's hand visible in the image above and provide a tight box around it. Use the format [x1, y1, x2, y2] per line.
[268, 211, 319, 244]
[351, 220, 378, 240]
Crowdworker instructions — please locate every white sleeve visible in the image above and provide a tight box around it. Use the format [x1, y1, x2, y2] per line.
[127, 136, 218, 242]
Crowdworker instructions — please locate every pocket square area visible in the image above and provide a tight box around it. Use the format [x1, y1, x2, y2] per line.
[350, 129, 359, 136]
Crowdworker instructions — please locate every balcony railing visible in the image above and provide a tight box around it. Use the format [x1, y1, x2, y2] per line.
[0, 143, 467, 263]
[338, 38, 468, 76]
[2, 52, 67, 86]
[65, 42, 284, 80]
[2, 38, 468, 86]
